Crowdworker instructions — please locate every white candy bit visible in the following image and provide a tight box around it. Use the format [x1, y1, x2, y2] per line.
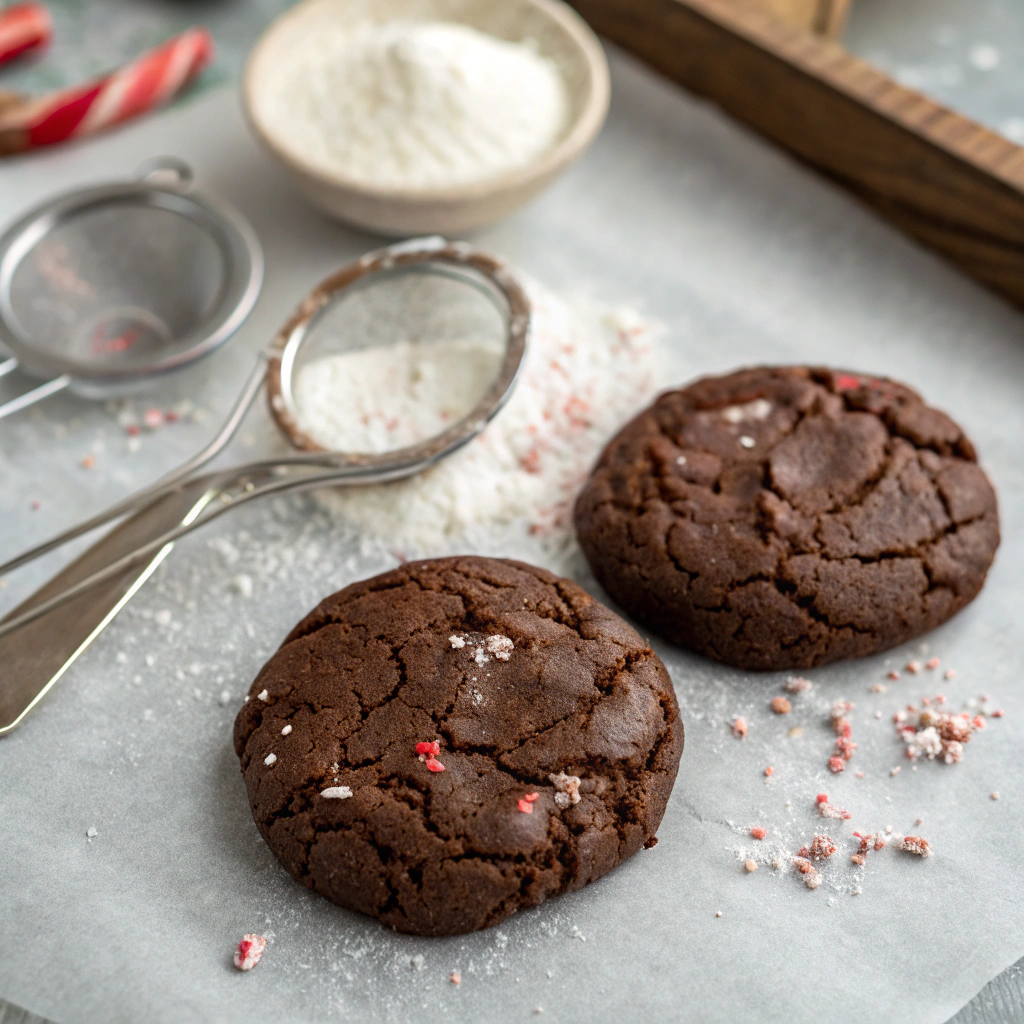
[264, 753, 277, 766]
[484, 635, 514, 661]
[739, 435, 755, 449]
[449, 635, 466, 649]
[721, 398, 772, 423]
[549, 772, 582, 809]
[86, 827, 98, 839]
[234, 934, 267, 971]
[785, 676, 813, 694]
[321, 786, 353, 799]
[257, 689, 269, 702]
[281, 724, 292, 736]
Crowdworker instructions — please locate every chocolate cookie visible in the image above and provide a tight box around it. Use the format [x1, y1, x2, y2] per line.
[233, 556, 683, 936]
[574, 366, 999, 670]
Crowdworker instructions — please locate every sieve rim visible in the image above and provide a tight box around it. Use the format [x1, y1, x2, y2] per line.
[0, 170, 264, 383]
[265, 238, 531, 471]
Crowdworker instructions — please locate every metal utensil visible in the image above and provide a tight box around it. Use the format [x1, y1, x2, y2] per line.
[0, 156, 263, 419]
[0, 236, 531, 731]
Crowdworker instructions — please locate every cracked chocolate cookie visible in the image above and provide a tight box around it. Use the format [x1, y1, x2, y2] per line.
[574, 366, 999, 670]
[233, 556, 683, 936]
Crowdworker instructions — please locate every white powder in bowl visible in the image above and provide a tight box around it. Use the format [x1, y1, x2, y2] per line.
[258, 20, 570, 190]
[315, 283, 665, 564]
[293, 339, 501, 454]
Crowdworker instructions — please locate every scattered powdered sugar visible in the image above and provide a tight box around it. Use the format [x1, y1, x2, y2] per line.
[894, 698, 990, 764]
[315, 285, 665, 568]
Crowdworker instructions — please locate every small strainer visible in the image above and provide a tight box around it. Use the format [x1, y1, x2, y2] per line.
[0, 157, 263, 420]
[0, 236, 531, 637]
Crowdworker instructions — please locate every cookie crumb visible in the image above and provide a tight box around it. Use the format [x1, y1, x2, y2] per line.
[899, 836, 931, 857]
[744, 859, 758, 873]
[643, 836, 659, 849]
[450, 971, 462, 985]
[750, 826, 767, 840]
[715, 911, 722, 918]
[731, 716, 748, 739]
[281, 724, 292, 736]
[233, 934, 267, 971]
[264, 753, 277, 766]
[321, 786, 353, 799]
[770, 696, 792, 715]
[257, 689, 269, 702]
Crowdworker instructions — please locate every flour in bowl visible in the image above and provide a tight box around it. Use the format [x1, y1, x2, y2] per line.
[257, 20, 569, 189]
[315, 284, 665, 564]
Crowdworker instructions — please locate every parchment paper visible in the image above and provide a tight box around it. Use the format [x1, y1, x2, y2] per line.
[1, 51, 1023, 1024]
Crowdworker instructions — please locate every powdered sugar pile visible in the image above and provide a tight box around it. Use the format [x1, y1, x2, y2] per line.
[316, 285, 664, 566]
[894, 697, 987, 764]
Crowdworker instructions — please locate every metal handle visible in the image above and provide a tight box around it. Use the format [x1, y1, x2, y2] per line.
[0, 474, 224, 735]
[0, 354, 268, 578]
[0, 373, 70, 421]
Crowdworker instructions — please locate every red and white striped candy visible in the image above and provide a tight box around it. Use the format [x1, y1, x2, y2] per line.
[0, 2, 51, 67]
[1, 26, 213, 152]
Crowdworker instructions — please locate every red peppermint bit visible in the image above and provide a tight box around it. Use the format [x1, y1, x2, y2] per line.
[834, 374, 861, 391]
[828, 756, 845, 774]
[793, 857, 814, 874]
[816, 793, 829, 805]
[425, 757, 445, 773]
[750, 826, 767, 840]
[906, 660, 922, 674]
[164, 410, 178, 424]
[523, 792, 539, 803]
[888, 670, 901, 681]
[764, 766, 774, 777]
[450, 972, 462, 985]
[770, 696, 792, 714]
[807, 835, 837, 860]
[415, 740, 440, 757]
[991, 709, 1004, 718]
[851, 854, 865, 866]
[731, 716, 748, 739]
[874, 837, 886, 851]
[233, 933, 267, 971]
[926, 657, 940, 670]
[517, 798, 534, 814]
[30, 499, 40, 510]
[900, 836, 931, 857]
[126, 424, 140, 436]
[143, 407, 163, 429]
[835, 736, 857, 760]
[973, 716, 987, 729]
[80, 454, 96, 469]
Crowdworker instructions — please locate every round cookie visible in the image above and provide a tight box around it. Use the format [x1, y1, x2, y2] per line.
[574, 366, 999, 670]
[233, 555, 683, 937]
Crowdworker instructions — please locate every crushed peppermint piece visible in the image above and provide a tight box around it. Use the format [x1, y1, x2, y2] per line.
[281, 724, 292, 735]
[890, 766, 902, 776]
[785, 676, 813, 694]
[450, 971, 462, 985]
[264, 753, 277, 766]
[416, 740, 441, 758]
[731, 716, 748, 739]
[484, 635, 514, 661]
[738, 435, 755, 448]
[750, 826, 767, 840]
[870, 683, 887, 694]
[991, 792, 1000, 801]
[851, 853, 865, 866]
[764, 766, 774, 777]
[906, 660, 922, 674]
[80, 454, 96, 469]
[517, 798, 535, 814]
[234, 934, 267, 971]
[793, 858, 822, 889]
[744, 859, 758, 873]
[816, 794, 851, 820]
[805, 835, 837, 861]
[888, 670, 901, 681]
[449, 635, 466, 649]
[896, 699, 990, 764]
[899, 836, 931, 857]
[321, 786, 353, 799]
[426, 758, 445, 773]
[549, 772, 581, 809]
[828, 757, 845, 774]
[770, 696, 792, 714]
[86, 826, 98, 839]
[991, 709, 1005, 718]
[257, 689, 269, 702]
[926, 657, 940, 670]
[944, 669, 956, 680]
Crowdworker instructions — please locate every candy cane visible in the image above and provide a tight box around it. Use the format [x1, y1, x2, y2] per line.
[0, 27, 214, 154]
[0, 2, 51, 67]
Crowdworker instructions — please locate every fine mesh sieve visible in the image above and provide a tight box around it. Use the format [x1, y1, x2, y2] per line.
[0, 157, 263, 419]
[0, 237, 531, 647]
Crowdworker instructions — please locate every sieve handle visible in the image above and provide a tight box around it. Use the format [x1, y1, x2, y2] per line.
[0, 354, 268, 578]
[0, 373, 70, 421]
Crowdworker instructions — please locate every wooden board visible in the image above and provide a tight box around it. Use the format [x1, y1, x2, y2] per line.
[745, 0, 851, 39]
[569, 0, 1024, 312]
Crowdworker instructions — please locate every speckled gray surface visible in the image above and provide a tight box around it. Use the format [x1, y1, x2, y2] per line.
[1, 4, 1024, 1024]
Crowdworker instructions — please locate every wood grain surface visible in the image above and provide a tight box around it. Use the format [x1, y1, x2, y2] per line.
[744, 0, 851, 39]
[569, 0, 1024, 312]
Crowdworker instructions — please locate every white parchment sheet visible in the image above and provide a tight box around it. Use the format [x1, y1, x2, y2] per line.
[1, 50, 1022, 1024]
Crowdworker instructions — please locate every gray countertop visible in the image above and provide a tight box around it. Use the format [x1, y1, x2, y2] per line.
[1, 2, 1023, 1022]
